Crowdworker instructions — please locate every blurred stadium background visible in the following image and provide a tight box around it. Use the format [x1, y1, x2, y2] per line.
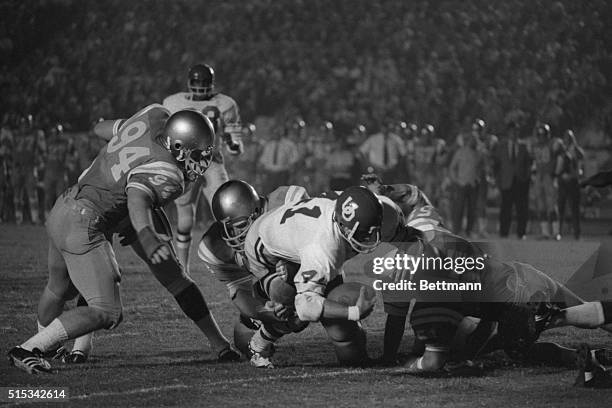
[1, 1, 612, 406]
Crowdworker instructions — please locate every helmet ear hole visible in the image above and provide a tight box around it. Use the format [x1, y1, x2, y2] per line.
[173, 141, 182, 150]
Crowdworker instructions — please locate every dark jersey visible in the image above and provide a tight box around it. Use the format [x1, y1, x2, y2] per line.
[76, 104, 184, 229]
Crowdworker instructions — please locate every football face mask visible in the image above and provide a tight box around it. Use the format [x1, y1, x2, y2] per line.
[220, 213, 259, 252]
[336, 218, 381, 254]
[177, 146, 213, 181]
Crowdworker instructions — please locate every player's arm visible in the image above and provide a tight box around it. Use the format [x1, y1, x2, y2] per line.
[94, 119, 125, 142]
[126, 187, 171, 264]
[222, 100, 243, 155]
[125, 163, 185, 263]
[294, 265, 374, 322]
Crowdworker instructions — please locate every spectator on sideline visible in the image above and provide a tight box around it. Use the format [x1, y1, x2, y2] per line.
[557, 129, 584, 240]
[359, 123, 406, 184]
[258, 124, 299, 195]
[493, 122, 533, 239]
[449, 132, 483, 237]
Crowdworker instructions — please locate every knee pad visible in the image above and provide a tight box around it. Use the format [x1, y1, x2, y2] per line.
[321, 319, 368, 365]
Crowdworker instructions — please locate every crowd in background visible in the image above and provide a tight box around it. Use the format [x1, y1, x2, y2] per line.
[228, 117, 591, 240]
[1, 0, 611, 238]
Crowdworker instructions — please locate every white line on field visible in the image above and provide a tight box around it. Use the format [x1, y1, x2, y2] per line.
[5, 367, 395, 405]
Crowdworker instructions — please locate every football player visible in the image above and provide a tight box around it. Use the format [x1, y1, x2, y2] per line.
[198, 181, 312, 364]
[239, 186, 383, 367]
[531, 123, 564, 240]
[12, 115, 44, 224]
[374, 213, 612, 373]
[163, 63, 243, 275]
[7, 105, 231, 374]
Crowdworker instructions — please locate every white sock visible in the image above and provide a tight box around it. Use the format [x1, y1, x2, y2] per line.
[21, 319, 69, 352]
[249, 328, 275, 354]
[72, 332, 94, 355]
[563, 302, 605, 328]
[37, 321, 45, 332]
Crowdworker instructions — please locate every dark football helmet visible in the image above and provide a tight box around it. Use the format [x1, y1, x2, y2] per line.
[188, 63, 215, 100]
[211, 180, 264, 252]
[163, 109, 216, 181]
[333, 186, 383, 253]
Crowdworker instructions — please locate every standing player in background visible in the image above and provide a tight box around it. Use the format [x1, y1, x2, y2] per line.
[163, 63, 243, 272]
[472, 119, 493, 237]
[0, 116, 14, 222]
[531, 122, 563, 240]
[163, 63, 243, 360]
[43, 124, 69, 220]
[12, 115, 43, 224]
[556, 129, 584, 240]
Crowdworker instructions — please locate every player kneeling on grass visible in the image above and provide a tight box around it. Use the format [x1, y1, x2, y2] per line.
[244, 187, 382, 367]
[213, 184, 382, 367]
[197, 181, 314, 358]
[7, 105, 238, 374]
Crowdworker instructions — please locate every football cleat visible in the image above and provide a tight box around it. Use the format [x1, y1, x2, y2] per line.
[248, 343, 275, 369]
[533, 302, 564, 334]
[443, 359, 484, 377]
[574, 344, 612, 388]
[42, 344, 68, 360]
[7, 347, 53, 374]
[62, 350, 88, 364]
[593, 348, 612, 368]
[217, 346, 241, 363]
[250, 352, 275, 369]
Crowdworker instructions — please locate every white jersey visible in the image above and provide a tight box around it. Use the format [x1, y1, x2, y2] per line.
[163, 92, 240, 133]
[197, 185, 309, 297]
[244, 196, 349, 321]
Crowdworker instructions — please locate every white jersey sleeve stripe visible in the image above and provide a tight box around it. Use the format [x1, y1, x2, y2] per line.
[125, 182, 155, 200]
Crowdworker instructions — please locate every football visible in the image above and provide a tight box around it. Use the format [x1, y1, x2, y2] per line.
[326, 282, 377, 306]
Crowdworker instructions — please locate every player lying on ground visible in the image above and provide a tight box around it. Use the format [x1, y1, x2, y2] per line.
[89, 106, 239, 363]
[374, 214, 612, 380]
[7, 105, 238, 375]
[210, 182, 382, 367]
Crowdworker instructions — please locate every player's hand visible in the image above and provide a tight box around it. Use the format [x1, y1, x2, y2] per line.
[137, 226, 171, 264]
[258, 301, 289, 323]
[265, 301, 292, 320]
[150, 245, 171, 264]
[355, 286, 376, 319]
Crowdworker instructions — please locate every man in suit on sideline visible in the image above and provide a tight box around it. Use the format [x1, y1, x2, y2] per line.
[493, 122, 533, 238]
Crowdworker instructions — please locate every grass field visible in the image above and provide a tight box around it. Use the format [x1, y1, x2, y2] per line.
[1, 224, 611, 407]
